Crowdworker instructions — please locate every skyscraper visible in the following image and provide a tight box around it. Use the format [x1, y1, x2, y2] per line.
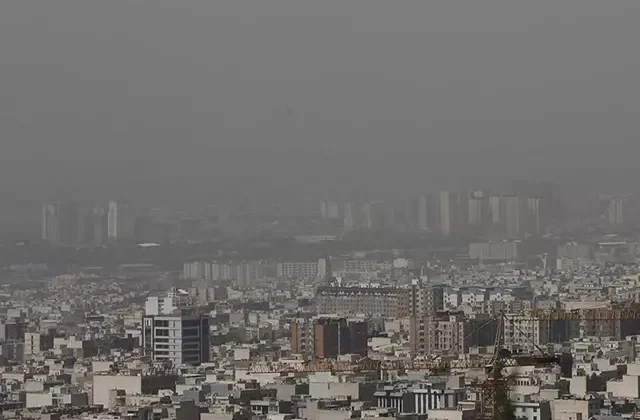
[41, 200, 79, 246]
[317, 256, 333, 284]
[527, 197, 543, 235]
[326, 201, 340, 219]
[361, 201, 386, 230]
[406, 196, 420, 230]
[418, 194, 428, 230]
[468, 191, 486, 226]
[75, 207, 94, 245]
[504, 195, 523, 237]
[343, 202, 360, 230]
[409, 276, 435, 356]
[439, 191, 454, 236]
[108, 200, 135, 241]
[488, 195, 503, 226]
[320, 201, 328, 219]
[41, 202, 60, 245]
[93, 207, 108, 246]
[408, 193, 439, 231]
[607, 197, 624, 226]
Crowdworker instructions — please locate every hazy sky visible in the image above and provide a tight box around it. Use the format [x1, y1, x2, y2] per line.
[1, 1, 640, 217]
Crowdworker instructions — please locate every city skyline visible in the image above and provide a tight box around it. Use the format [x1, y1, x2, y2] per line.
[4, 2, 640, 418]
[2, 1, 640, 222]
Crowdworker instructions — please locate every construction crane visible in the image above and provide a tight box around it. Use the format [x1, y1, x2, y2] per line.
[476, 312, 572, 420]
[255, 305, 640, 372]
[248, 305, 640, 419]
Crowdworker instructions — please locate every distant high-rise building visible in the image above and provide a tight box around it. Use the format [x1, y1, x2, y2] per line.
[504, 195, 523, 237]
[407, 193, 438, 231]
[277, 261, 319, 279]
[343, 202, 360, 230]
[41, 200, 78, 246]
[409, 276, 435, 356]
[315, 285, 409, 318]
[326, 201, 340, 219]
[320, 201, 328, 219]
[469, 241, 519, 261]
[183, 261, 209, 280]
[93, 207, 108, 246]
[455, 191, 469, 233]
[317, 256, 333, 284]
[418, 194, 428, 230]
[291, 318, 315, 359]
[108, 200, 135, 241]
[489, 195, 504, 226]
[361, 201, 386, 229]
[75, 207, 94, 245]
[607, 197, 624, 226]
[313, 316, 367, 359]
[406, 196, 420, 230]
[41, 202, 60, 245]
[468, 191, 486, 226]
[439, 191, 454, 236]
[313, 316, 349, 359]
[292, 316, 367, 360]
[508, 180, 564, 225]
[527, 197, 543, 235]
[320, 200, 340, 219]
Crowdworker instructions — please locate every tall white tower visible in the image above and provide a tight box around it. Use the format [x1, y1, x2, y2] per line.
[108, 200, 134, 240]
[439, 191, 452, 236]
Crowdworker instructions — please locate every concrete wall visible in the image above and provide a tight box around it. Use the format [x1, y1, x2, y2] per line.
[607, 375, 640, 399]
[26, 393, 53, 408]
[92, 375, 142, 408]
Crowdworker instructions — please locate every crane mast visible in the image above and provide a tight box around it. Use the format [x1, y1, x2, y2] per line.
[247, 305, 640, 419]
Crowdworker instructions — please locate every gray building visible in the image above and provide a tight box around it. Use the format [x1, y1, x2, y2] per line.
[142, 311, 210, 366]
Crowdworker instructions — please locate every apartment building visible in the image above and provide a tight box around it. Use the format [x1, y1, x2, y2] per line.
[277, 262, 319, 279]
[315, 285, 410, 318]
[142, 311, 210, 366]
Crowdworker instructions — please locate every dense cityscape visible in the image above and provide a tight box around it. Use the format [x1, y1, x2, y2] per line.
[4, 1, 640, 420]
[0, 181, 638, 420]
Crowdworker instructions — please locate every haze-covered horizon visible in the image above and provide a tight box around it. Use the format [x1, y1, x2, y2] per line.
[1, 0, 640, 220]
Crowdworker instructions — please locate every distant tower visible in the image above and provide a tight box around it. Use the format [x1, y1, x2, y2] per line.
[361, 201, 386, 230]
[504, 195, 522, 237]
[317, 256, 333, 284]
[607, 197, 624, 226]
[409, 276, 435, 356]
[344, 202, 360, 230]
[42, 202, 61, 245]
[527, 197, 542, 235]
[41, 200, 79, 246]
[439, 191, 452, 236]
[418, 194, 428, 230]
[93, 207, 108, 246]
[108, 200, 135, 241]
[468, 191, 486, 226]
[489, 195, 503, 226]
[540, 253, 548, 271]
[326, 202, 340, 219]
